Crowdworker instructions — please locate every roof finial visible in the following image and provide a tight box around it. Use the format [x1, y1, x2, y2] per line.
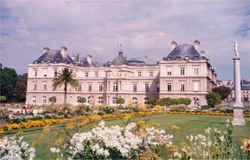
[234, 41, 239, 57]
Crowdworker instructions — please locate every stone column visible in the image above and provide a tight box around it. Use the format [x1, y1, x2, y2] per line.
[232, 41, 245, 126]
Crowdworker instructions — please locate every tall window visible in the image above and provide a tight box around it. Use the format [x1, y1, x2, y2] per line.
[43, 69, 47, 77]
[145, 83, 149, 92]
[95, 71, 98, 77]
[180, 66, 185, 75]
[138, 71, 142, 77]
[194, 68, 199, 75]
[166, 67, 172, 76]
[113, 82, 118, 92]
[34, 69, 37, 77]
[85, 72, 88, 77]
[181, 83, 185, 92]
[33, 84, 37, 90]
[42, 96, 47, 104]
[88, 84, 92, 92]
[149, 71, 153, 77]
[112, 97, 117, 104]
[54, 69, 58, 77]
[43, 82, 47, 90]
[32, 96, 36, 104]
[133, 84, 137, 92]
[98, 96, 103, 104]
[193, 81, 199, 91]
[99, 84, 103, 92]
[167, 83, 172, 91]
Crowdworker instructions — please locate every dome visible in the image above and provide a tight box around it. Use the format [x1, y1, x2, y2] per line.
[165, 44, 205, 60]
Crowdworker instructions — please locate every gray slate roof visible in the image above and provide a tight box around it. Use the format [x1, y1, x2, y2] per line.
[33, 50, 74, 64]
[164, 44, 206, 60]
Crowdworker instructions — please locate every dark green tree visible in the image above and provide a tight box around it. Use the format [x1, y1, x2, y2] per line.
[53, 68, 79, 104]
[49, 96, 57, 104]
[116, 97, 125, 106]
[206, 92, 221, 107]
[148, 97, 158, 105]
[77, 97, 86, 104]
[212, 86, 232, 100]
[13, 73, 27, 102]
[0, 65, 18, 102]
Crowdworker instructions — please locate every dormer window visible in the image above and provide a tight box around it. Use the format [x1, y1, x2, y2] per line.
[180, 66, 185, 75]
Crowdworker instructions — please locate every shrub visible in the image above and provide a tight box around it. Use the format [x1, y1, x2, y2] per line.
[177, 98, 191, 105]
[49, 96, 56, 104]
[201, 105, 211, 110]
[148, 98, 158, 105]
[102, 106, 114, 114]
[206, 92, 221, 107]
[169, 105, 187, 112]
[77, 97, 86, 104]
[116, 97, 125, 106]
[157, 98, 172, 106]
[0, 96, 6, 103]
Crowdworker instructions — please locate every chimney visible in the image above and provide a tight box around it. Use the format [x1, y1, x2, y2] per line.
[60, 46, 68, 57]
[144, 56, 148, 64]
[43, 47, 50, 53]
[171, 41, 177, 49]
[86, 54, 92, 65]
[193, 40, 200, 50]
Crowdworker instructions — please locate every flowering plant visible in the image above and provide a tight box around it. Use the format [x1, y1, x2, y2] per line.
[51, 121, 173, 159]
[0, 135, 35, 160]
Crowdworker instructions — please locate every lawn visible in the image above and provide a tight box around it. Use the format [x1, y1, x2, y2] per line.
[22, 114, 250, 160]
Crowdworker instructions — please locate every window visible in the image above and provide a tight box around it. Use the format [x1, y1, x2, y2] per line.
[99, 84, 103, 92]
[193, 81, 199, 91]
[145, 83, 149, 92]
[180, 66, 185, 75]
[95, 71, 98, 77]
[33, 84, 37, 90]
[149, 72, 153, 77]
[194, 68, 199, 75]
[88, 84, 92, 92]
[98, 96, 103, 104]
[113, 82, 118, 92]
[85, 72, 88, 77]
[43, 82, 47, 90]
[54, 69, 58, 77]
[181, 83, 185, 92]
[112, 97, 117, 104]
[43, 69, 47, 77]
[138, 71, 142, 77]
[42, 96, 47, 104]
[34, 69, 37, 77]
[132, 97, 138, 104]
[167, 83, 172, 91]
[133, 84, 137, 92]
[78, 85, 82, 91]
[166, 67, 172, 76]
[32, 96, 36, 104]
[144, 97, 149, 104]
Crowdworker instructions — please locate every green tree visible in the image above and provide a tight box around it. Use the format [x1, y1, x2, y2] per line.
[49, 96, 57, 104]
[148, 97, 158, 105]
[13, 73, 27, 102]
[53, 68, 79, 104]
[0, 66, 18, 102]
[77, 97, 86, 104]
[0, 96, 7, 103]
[212, 86, 232, 100]
[206, 92, 221, 107]
[116, 97, 125, 106]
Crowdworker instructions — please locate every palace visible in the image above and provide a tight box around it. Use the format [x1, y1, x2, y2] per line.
[26, 40, 217, 108]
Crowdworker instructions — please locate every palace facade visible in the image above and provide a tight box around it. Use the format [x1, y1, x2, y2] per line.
[26, 41, 217, 107]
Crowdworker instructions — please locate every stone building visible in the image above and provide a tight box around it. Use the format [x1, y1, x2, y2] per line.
[26, 41, 217, 107]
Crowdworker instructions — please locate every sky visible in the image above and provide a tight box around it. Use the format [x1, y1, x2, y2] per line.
[0, 0, 249, 80]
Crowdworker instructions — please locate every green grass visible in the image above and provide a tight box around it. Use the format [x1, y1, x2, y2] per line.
[20, 114, 250, 160]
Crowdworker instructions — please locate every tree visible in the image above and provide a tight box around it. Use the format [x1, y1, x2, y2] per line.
[0, 66, 18, 102]
[116, 97, 125, 106]
[212, 86, 232, 100]
[148, 97, 158, 105]
[206, 92, 221, 107]
[49, 96, 57, 104]
[53, 68, 79, 104]
[0, 96, 6, 103]
[77, 97, 86, 104]
[13, 73, 27, 102]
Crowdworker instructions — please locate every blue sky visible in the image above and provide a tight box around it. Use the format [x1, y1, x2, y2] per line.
[0, 0, 249, 80]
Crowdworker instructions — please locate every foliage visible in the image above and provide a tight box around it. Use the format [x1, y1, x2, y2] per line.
[0, 108, 9, 121]
[0, 65, 18, 102]
[49, 96, 57, 104]
[206, 92, 221, 107]
[50, 121, 173, 159]
[77, 96, 86, 104]
[169, 105, 187, 112]
[0, 135, 35, 159]
[12, 73, 27, 102]
[148, 98, 158, 105]
[53, 68, 79, 104]
[157, 97, 191, 106]
[102, 106, 114, 114]
[0, 96, 6, 103]
[212, 86, 232, 100]
[116, 97, 125, 105]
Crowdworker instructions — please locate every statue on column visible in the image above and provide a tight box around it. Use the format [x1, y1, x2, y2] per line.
[232, 41, 245, 126]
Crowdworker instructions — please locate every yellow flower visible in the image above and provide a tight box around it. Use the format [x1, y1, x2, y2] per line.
[170, 125, 181, 130]
[139, 149, 161, 160]
[55, 137, 64, 147]
[43, 125, 51, 133]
